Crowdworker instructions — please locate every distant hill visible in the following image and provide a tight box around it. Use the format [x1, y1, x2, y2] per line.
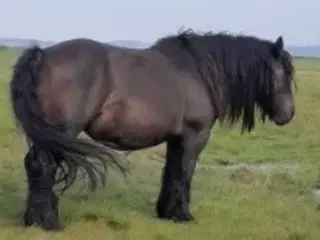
[0, 37, 319, 58]
[0, 38, 150, 49]
[286, 46, 320, 58]
[109, 40, 150, 49]
[0, 38, 55, 48]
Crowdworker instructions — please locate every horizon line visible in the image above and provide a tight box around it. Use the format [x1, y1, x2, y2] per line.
[0, 36, 319, 47]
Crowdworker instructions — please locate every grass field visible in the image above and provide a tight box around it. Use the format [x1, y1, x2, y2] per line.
[1, 48, 320, 239]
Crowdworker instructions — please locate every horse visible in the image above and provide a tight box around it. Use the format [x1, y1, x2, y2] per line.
[9, 29, 296, 231]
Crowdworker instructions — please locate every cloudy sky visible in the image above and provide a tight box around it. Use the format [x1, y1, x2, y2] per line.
[0, 0, 318, 45]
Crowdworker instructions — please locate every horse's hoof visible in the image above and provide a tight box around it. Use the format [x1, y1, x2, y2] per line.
[24, 207, 61, 231]
[172, 212, 196, 223]
[157, 207, 196, 223]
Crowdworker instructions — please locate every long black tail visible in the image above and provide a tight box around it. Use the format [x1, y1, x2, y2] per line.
[9, 46, 128, 193]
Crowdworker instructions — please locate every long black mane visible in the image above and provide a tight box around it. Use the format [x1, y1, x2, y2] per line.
[152, 29, 295, 132]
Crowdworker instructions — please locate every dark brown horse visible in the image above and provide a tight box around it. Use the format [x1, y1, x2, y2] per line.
[9, 29, 296, 231]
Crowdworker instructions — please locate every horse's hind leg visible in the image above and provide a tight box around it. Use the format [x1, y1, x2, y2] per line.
[156, 126, 210, 222]
[23, 146, 60, 230]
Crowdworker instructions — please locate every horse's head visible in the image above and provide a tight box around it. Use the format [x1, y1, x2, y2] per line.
[259, 36, 296, 126]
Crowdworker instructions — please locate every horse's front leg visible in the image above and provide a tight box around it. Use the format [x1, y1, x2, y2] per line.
[156, 126, 210, 222]
[23, 146, 61, 231]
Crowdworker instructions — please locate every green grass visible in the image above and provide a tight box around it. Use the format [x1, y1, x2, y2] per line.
[1, 49, 320, 239]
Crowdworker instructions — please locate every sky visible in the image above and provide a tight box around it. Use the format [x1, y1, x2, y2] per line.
[0, 0, 319, 46]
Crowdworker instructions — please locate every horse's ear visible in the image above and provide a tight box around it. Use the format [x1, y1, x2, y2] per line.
[271, 36, 284, 58]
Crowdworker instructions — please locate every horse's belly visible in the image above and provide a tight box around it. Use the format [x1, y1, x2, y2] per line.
[86, 96, 179, 150]
[106, 124, 168, 149]
[113, 98, 172, 146]
[94, 120, 169, 150]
